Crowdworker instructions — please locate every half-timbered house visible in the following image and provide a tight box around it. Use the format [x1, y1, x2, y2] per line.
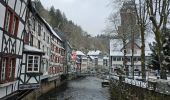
[18, 1, 54, 90]
[47, 26, 66, 81]
[0, 0, 28, 99]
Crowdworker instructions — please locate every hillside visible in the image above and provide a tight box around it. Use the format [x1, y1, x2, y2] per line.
[33, 1, 109, 53]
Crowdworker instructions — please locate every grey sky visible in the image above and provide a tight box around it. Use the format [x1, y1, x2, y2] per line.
[40, 0, 112, 36]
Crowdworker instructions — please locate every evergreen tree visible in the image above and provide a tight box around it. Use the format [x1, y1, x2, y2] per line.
[162, 29, 170, 71]
[148, 42, 161, 71]
[49, 6, 56, 27]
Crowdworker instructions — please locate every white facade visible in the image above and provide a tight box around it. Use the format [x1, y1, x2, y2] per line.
[110, 34, 154, 75]
[81, 56, 88, 73]
[87, 50, 102, 67]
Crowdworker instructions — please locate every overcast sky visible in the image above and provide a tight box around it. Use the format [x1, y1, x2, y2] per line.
[40, 0, 112, 36]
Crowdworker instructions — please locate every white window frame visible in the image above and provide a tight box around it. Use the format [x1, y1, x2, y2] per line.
[27, 55, 40, 73]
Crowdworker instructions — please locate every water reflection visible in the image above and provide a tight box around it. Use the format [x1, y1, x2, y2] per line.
[39, 77, 110, 100]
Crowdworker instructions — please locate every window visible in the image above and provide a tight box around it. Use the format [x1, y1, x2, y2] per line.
[11, 16, 19, 36]
[38, 23, 41, 36]
[24, 32, 29, 44]
[9, 58, 15, 79]
[38, 40, 40, 49]
[112, 57, 116, 61]
[43, 32, 46, 40]
[57, 57, 60, 63]
[56, 47, 58, 53]
[51, 44, 54, 51]
[0, 58, 16, 83]
[27, 55, 40, 72]
[4, 8, 19, 36]
[51, 55, 53, 62]
[58, 48, 60, 54]
[47, 36, 49, 43]
[117, 57, 121, 61]
[127, 57, 131, 62]
[138, 57, 141, 61]
[33, 18, 36, 31]
[4, 10, 12, 32]
[1, 58, 7, 82]
[55, 57, 58, 63]
[133, 57, 137, 61]
[47, 47, 49, 55]
[30, 34, 33, 46]
[42, 45, 44, 52]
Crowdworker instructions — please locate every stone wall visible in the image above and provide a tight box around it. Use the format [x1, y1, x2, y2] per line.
[22, 79, 61, 100]
[21, 74, 77, 100]
[110, 78, 170, 100]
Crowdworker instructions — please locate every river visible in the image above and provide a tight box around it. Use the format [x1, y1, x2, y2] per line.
[38, 76, 111, 100]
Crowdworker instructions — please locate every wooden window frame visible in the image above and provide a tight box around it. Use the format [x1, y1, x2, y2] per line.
[0, 57, 16, 83]
[4, 7, 19, 37]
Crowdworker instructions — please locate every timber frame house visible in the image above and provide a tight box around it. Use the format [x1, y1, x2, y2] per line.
[0, 0, 29, 99]
[0, 0, 66, 99]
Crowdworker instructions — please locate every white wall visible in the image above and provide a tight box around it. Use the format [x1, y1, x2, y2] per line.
[15, 0, 21, 15]
[0, 4, 5, 28]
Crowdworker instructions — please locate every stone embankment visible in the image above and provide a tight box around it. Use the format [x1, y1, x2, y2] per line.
[110, 75, 170, 100]
[22, 74, 77, 100]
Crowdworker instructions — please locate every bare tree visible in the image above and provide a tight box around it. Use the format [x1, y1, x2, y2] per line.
[146, 0, 170, 79]
[133, 0, 149, 80]
[106, 1, 140, 77]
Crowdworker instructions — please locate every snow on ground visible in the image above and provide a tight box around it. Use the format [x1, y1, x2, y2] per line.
[110, 74, 170, 94]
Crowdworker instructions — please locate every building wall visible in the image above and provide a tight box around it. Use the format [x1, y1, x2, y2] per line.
[81, 58, 88, 72]
[49, 35, 65, 77]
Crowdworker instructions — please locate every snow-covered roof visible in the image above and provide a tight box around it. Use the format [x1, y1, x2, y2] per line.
[103, 56, 109, 59]
[89, 56, 96, 60]
[42, 18, 62, 41]
[82, 56, 88, 59]
[24, 45, 44, 53]
[87, 50, 101, 56]
[76, 51, 85, 56]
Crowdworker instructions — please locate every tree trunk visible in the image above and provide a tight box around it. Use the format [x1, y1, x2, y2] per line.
[131, 34, 134, 79]
[141, 27, 146, 80]
[123, 38, 128, 76]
